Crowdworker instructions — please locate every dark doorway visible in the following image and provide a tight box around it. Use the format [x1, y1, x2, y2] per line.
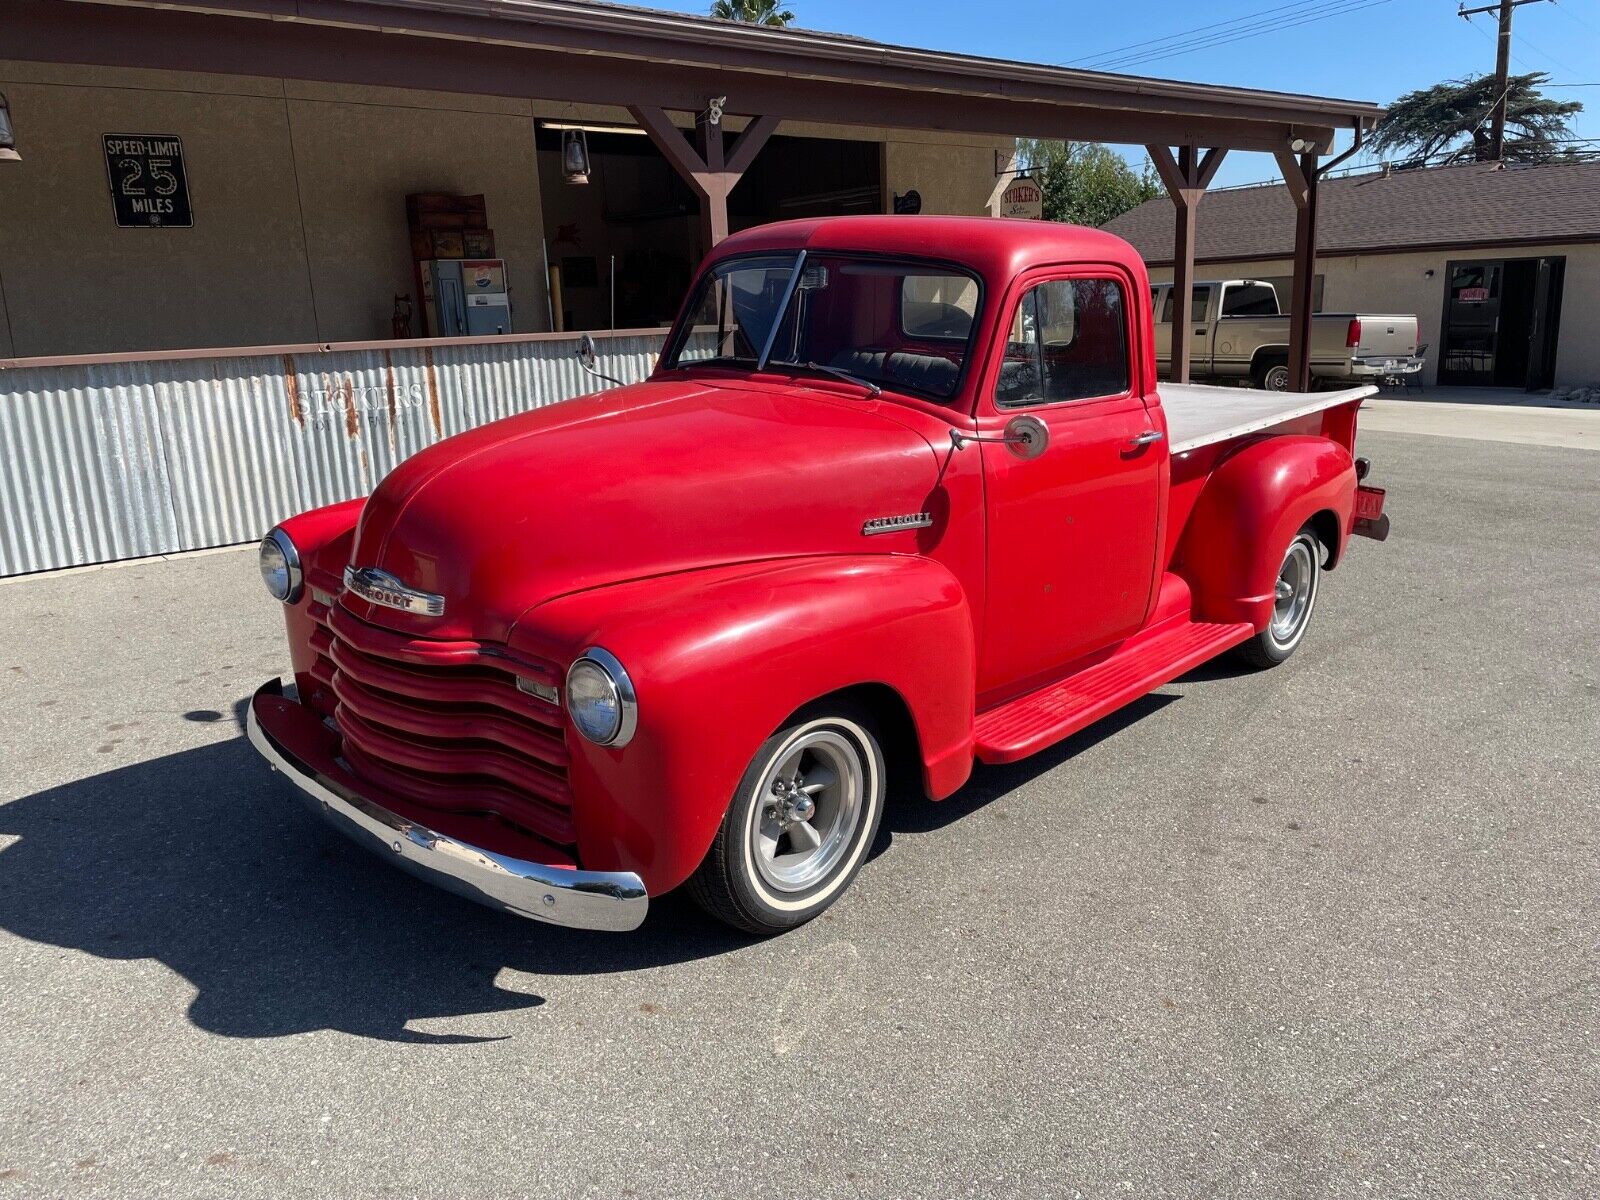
[535, 125, 881, 332]
[1438, 255, 1564, 389]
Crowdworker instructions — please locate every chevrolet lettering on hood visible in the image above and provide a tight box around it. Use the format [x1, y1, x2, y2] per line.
[342, 566, 446, 617]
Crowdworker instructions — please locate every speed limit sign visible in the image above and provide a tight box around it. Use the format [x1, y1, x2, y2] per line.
[103, 134, 193, 229]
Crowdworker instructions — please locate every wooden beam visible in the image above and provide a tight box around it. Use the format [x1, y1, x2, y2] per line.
[628, 104, 776, 252]
[628, 104, 708, 187]
[1286, 151, 1320, 391]
[1169, 201, 1200, 385]
[1146, 144, 1187, 200]
[1195, 146, 1228, 191]
[726, 114, 780, 177]
[697, 108, 725, 174]
[696, 109, 729, 251]
[1146, 144, 1227, 384]
[1273, 148, 1312, 209]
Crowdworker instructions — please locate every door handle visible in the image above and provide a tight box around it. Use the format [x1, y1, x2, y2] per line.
[1194, 328, 1207, 335]
[1127, 429, 1165, 448]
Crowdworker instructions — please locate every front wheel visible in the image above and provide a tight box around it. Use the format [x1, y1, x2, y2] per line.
[686, 703, 886, 935]
[1236, 526, 1321, 668]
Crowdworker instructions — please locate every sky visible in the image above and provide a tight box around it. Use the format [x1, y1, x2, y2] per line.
[645, 0, 1600, 189]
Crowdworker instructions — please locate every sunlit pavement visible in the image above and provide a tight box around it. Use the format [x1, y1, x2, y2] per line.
[1361, 396, 1600, 450]
[1, 420, 1595, 1199]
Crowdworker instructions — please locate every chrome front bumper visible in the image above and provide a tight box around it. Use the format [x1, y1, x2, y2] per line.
[247, 678, 648, 932]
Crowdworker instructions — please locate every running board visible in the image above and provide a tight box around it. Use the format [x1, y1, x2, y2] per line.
[973, 619, 1254, 764]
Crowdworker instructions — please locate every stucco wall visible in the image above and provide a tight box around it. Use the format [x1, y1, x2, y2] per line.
[0, 63, 1010, 358]
[0, 63, 318, 357]
[0, 61, 552, 356]
[1146, 243, 1600, 388]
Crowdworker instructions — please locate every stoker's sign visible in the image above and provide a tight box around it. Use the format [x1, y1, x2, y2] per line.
[997, 176, 1043, 220]
[104, 134, 193, 228]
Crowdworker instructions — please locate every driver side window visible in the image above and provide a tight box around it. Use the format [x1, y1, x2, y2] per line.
[996, 278, 1130, 407]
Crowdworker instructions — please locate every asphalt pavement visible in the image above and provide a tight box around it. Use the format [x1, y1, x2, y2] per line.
[1, 422, 1596, 1199]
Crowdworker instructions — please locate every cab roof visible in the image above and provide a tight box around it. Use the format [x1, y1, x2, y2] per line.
[711, 216, 1148, 290]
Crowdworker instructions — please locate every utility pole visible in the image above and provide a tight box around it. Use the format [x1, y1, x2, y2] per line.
[1457, 0, 1550, 161]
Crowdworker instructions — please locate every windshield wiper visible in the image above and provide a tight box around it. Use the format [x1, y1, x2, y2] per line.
[774, 359, 882, 398]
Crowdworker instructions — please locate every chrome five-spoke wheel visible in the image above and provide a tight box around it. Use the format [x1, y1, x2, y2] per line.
[688, 704, 885, 934]
[1238, 525, 1322, 668]
[1271, 537, 1316, 645]
[750, 729, 864, 893]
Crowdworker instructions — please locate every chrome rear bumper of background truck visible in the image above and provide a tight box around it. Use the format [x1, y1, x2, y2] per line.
[247, 679, 648, 932]
[1349, 356, 1424, 378]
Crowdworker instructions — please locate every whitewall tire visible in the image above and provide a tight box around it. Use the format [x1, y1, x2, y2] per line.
[687, 702, 885, 934]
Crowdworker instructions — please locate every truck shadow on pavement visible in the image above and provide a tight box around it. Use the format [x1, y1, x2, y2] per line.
[1, 683, 1206, 1045]
[883, 692, 1180, 836]
[0, 733, 748, 1045]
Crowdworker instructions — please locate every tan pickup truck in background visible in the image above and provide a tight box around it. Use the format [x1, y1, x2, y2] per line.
[1153, 280, 1423, 390]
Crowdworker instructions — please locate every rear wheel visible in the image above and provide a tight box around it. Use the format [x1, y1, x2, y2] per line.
[1255, 358, 1291, 391]
[686, 702, 885, 935]
[1237, 526, 1321, 668]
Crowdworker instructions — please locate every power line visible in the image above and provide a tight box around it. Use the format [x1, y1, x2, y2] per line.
[1091, 0, 1398, 72]
[1065, 0, 1322, 68]
[1549, 0, 1600, 36]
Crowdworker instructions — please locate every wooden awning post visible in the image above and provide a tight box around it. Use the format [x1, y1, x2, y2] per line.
[1147, 144, 1227, 384]
[1274, 148, 1320, 392]
[628, 105, 779, 256]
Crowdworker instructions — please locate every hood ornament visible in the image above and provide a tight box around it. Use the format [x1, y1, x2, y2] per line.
[343, 566, 446, 617]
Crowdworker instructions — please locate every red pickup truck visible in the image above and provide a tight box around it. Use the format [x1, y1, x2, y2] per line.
[248, 216, 1388, 935]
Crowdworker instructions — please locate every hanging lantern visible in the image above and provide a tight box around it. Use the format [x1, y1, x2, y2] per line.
[562, 128, 591, 185]
[0, 93, 19, 162]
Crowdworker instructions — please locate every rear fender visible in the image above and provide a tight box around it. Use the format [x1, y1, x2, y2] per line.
[513, 555, 976, 895]
[1174, 435, 1355, 629]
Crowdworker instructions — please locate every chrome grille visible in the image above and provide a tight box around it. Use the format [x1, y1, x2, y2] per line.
[307, 603, 575, 848]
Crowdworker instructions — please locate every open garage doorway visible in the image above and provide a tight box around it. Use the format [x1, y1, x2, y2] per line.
[536, 124, 882, 332]
[1439, 256, 1565, 390]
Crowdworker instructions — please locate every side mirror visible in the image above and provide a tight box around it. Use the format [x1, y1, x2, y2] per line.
[574, 333, 623, 388]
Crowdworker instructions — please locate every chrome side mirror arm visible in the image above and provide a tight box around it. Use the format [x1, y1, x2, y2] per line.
[576, 333, 625, 387]
[950, 415, 1049, 459]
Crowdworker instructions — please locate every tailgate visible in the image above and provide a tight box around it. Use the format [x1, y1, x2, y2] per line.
[1357, 315, 1417, 358]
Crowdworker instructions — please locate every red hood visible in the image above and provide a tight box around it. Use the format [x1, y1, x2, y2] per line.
[341, 379, 942, 642]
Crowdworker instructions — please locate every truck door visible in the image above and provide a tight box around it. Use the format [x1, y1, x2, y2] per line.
[976, 268, 1164, 697]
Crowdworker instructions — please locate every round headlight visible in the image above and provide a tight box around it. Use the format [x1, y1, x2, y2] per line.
[258, 528, 303, 603]
[565, 648, 637, 747]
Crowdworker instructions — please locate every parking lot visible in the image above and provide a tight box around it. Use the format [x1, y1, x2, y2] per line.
[1, 418, 1595, 1198]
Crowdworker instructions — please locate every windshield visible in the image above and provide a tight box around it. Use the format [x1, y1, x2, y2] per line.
[662, 252, 982, 402]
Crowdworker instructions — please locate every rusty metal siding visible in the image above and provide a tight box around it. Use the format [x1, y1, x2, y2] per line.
[0, 331, 681, 577]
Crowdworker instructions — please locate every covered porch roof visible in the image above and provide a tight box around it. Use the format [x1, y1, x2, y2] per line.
[12, 0, 1380, 153]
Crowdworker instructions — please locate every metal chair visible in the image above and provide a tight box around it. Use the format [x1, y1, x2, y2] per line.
[1405, 343, 1427, 393]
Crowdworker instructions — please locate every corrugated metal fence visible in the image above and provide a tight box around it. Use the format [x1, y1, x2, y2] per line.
[0, 330, 681, 577]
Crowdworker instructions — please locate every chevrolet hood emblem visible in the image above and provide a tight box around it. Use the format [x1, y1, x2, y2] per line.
[343, 566, 446, 617]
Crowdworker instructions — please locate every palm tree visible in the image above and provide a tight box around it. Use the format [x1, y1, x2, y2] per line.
[1368, 72, 1583, 166]
[710, 0, 796, 26]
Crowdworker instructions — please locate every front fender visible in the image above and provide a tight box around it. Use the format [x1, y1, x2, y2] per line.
[511, 555, 977, 895]
[275, 498, 365, 698]
[1175, 435, 1355, 629]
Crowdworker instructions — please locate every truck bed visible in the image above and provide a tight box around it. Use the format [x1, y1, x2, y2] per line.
[1161, 383, 1377, 454]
